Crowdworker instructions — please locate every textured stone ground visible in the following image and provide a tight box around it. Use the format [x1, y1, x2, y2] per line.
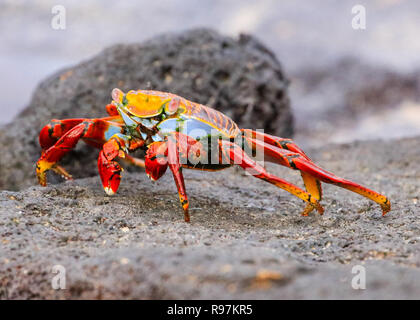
[1, 136, 418, 299]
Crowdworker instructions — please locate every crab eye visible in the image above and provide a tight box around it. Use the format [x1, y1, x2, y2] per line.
[111, 88, 124, 103]
[165, 97, 180, 115]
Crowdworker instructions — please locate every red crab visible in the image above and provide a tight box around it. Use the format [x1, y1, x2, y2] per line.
[36, 88, 391, 222]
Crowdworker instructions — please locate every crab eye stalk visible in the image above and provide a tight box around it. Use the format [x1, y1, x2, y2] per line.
[111, 88, 124, 104]
[165, 97, 180, 115]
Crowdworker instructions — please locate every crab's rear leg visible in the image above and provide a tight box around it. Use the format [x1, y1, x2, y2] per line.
[241, 129, 311, 159]
[241, 129, 323, 204]
[220, 139, 324, 215]
[244, 135, 391, 216]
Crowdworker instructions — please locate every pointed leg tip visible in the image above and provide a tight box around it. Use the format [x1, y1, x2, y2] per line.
[381, 199, 391, 216]
[300, 201, 324, 217]
[104, 187, 116, 196]
[313, 201, 324, 215]
[382, 207, 391, 216]
[37, 174, 47, 187]
[317, 205, 325, 215]
[184, 211, 190, 223]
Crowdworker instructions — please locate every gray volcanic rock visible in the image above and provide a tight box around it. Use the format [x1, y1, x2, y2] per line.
[0, 136, 419, 299]
[0, 28, 292, 191]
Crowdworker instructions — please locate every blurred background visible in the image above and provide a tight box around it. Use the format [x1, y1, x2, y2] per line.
[1, 0, 419, 147]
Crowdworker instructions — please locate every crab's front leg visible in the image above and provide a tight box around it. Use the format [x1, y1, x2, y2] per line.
[98, 133, 144, 195]
[36, 117, 125, 186]
[37, 121, 87, 186]
[144, 135, 190, 222]
[167, 136, 190, 222]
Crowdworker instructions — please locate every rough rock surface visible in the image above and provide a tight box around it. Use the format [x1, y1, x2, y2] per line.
[0, 28, 292, 191]
[1, 136, 418, 299]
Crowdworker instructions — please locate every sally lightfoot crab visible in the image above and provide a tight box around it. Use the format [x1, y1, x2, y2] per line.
[36, 88, 391, 222]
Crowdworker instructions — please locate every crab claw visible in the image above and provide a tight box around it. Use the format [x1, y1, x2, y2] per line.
[98, 150, 122, 195]
[145, 142, 168, 181]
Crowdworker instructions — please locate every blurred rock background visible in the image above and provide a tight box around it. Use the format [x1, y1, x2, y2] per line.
[1, 0, 420, 147]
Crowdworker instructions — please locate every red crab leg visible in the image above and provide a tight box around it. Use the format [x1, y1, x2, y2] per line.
[144, 136, 190, 221]
[36, 117, 124, 186]
[39, 117, 123, 150]
[241, 129, 310, 159]
[241, 129, 323, 203]
[219, 139, 324, 215]
[245, 135, 391, 216]
[167, 136, 190, 222]
[143, 135, 197, 222]
[37, 123, 86, 186]
[39, 119, 85, 150]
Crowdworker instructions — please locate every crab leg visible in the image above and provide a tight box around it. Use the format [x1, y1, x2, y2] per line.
[143, 136, 190, 221]
[36, 118, 124, 186]
[220, 139, 324, 215]
[143, 135, 194, 221]
[244, 135, 391, 216]
[241, 129, 323, 203]
[241, 129, 310, 159]
[51, 165, 73, 181]
[39, 117, 123, 150]
[37, 123, 86, 186]
[167, 136, 190, 222]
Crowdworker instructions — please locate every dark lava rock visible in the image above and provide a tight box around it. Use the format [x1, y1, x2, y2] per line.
[1, 137, 419, 299]
[0, 28, 292, 191]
